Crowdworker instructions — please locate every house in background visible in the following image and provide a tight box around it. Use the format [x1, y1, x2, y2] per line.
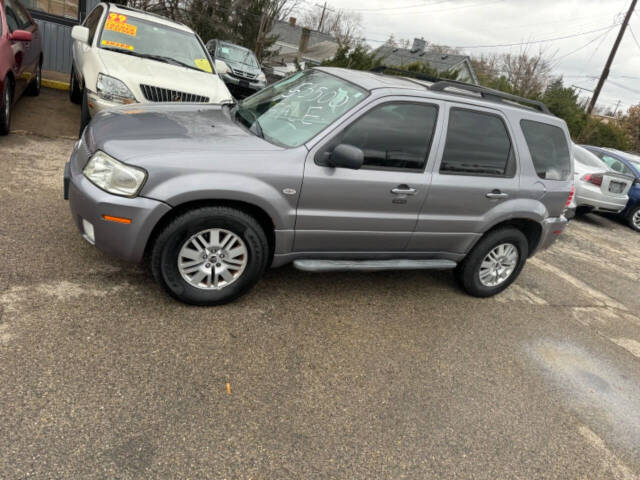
[374, 38, 479, 85]
[264, 18, 339, 80]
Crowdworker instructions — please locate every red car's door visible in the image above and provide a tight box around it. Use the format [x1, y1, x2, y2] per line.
[3, 0, 36, 97]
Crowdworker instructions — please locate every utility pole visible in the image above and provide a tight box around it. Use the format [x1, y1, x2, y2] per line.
[255, 10, 267, 60]
[613, 100, 622, 116]
[587, 0, 638, 114]
[317, 2, 327, 31]
[315, 2, 335, 32]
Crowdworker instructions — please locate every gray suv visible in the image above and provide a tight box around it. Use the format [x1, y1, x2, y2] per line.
[63, 67, 573, 305]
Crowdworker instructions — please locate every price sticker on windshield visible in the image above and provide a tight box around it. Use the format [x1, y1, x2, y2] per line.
[194, 58, 212, 73]
[105, 13, 137, 36]
[102, 39, 134, 51]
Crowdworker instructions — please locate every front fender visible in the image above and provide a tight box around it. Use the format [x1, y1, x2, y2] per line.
[142, 172, 297, 230]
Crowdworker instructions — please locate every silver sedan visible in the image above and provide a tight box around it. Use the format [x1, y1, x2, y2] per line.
[570, 145, 633, 215]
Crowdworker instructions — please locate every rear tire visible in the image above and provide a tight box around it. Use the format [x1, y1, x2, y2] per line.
[69, 66, 82, 104]
[0, 78, 11, 136]
[455, 227, 528, 297]
[25, 62, 41, 96]
[151, 207, 269, 306]
[627, 205, 640, 232]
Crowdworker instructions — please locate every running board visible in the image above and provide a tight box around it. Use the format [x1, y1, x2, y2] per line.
[293, 259, 457, 272]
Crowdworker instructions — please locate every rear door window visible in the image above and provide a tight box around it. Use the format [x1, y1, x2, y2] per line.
[520, 120, 571, 180]
[600, 155, 635, 176]
[440, 108, 515, 176]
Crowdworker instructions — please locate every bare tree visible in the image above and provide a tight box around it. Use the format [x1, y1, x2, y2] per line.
[300, 4, 363, 47]
[472, 47, 555, 98]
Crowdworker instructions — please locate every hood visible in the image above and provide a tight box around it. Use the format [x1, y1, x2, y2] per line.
[223, 58, 262, 76]
[98, 49, 232, 103]
[85, 103, 282, 163]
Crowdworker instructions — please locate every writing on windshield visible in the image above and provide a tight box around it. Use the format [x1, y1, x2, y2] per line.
[238, 71, 366, 147]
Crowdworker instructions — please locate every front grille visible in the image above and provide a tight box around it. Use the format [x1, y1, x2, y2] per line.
[230, 68, 257, 81]
[140, 84, 209, 103]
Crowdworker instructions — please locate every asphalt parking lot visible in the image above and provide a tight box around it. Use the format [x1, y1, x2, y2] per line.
[1, 89, 639, 479]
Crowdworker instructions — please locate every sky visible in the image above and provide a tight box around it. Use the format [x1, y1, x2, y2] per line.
[293, 0, 640, 114]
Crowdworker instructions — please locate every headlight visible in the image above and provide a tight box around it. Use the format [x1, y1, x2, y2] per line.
[257, 71, 266, 83]
[96, 73, 136, 104]
[83, 151, 146, 197]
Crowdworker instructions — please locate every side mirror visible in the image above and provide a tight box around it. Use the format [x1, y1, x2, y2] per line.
[215, 59, 230, 74]
[10, 30, 32, 42]
[71, 25, 90, 44]
[327, 144, 364, 170]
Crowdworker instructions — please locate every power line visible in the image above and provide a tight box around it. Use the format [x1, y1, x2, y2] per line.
[354, 0, 504, 16]
[454, 23, 620, 49]
[350, 0, 454, 13]
[551, 28, 614, 66]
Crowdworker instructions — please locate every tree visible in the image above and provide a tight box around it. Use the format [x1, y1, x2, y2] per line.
[321, 44, 382, 70]
[300, 3, 363, 48]
[620, 104, 640, 151]
[541, 78, 587, 138]
[577, 117, 632, 150]
[472, 48, 554, 98]
[128, 0, 299, 60]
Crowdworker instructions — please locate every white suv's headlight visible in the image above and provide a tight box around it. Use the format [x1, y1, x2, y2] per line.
[257, 71, 266, 83]
[83, 151, 146, 197]
[96, 73, 137, 104]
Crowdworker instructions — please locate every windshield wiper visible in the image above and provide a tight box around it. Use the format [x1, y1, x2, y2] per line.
[101, 48, 202, 72]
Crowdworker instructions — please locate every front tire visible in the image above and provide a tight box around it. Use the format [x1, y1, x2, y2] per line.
[0, 78, 11, 136]
[69, 66, 82, 104]
[455, 227, 528, 297]
[151, 207, 269, 306]
[627, 205, 640, 232]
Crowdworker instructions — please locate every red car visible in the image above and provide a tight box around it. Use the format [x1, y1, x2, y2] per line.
[0, 0, 41, 135]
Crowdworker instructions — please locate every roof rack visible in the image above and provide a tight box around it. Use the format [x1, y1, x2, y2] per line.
[370, 65, 551, 115]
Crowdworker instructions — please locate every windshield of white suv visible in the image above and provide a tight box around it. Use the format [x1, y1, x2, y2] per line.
[232, 70, 367, 147]
[99, 13, 213, 73]
[217, 42, 259, 68]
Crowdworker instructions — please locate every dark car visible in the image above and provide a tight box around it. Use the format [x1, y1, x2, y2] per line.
[0, 0, 41, 135]
[205, 39, 266, 98]
[582, 145, 640, 232]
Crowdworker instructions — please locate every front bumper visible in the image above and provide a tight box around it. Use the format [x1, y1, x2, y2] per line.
[63, 149, 171, 263]
[220, 73, 266, 92]
[536, 215, 569, 253]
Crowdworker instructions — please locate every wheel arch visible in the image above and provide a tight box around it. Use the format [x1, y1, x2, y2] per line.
[143, 198, 276, 264]
[480, 218, 543, 257]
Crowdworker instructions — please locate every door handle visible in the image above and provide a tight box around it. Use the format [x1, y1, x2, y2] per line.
[391, 185, 417, 195]
[486, 190, 509, 199]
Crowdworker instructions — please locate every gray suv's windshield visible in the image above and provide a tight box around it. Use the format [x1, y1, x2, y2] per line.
[217, 42, 259, 68]
[233, 70, 367, 147]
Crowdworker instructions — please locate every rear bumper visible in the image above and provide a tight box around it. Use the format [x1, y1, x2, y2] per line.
[575, 183, 627, 213]
[536, 215, 569, 253]
[64, 151, 171, 263]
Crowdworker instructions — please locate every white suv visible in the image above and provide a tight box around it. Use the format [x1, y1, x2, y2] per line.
[69, 3, 232, 132]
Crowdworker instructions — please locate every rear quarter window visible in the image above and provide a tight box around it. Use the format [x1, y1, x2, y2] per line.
[520, 120, 571, 181]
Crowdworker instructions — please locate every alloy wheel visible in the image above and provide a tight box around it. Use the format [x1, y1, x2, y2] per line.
[633, 209, 640, 230]
[478, 243, 519, 287]
[177, 228, 248, 290]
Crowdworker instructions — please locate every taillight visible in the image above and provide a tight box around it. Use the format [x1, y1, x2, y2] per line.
[581, 173, 603, 186]
[565, 186, 575, 207]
